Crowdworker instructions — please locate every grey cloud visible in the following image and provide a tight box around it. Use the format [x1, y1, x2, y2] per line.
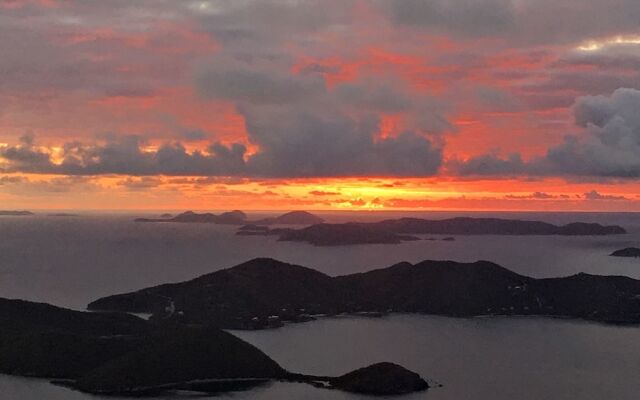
[297, 63, 342, 75]
[103, 86, 157, 98]
[372, 131, 443, 176]
[0, 135, 248, 176]
[452, 88, 640, 178]
[0, 175, 25, 185]
[191, 42, 453, 176]
[117, 177, 164, 190]
[0, 176, 101, 195]
[383, 0, 640, 46]
[194, 51, 455, 135]
[559, 44, 640, 71]
[474, 86, 524, 112]
[519, 93, 576, 111]
[13, 0, 640, 50]
[334, 79, 412, 112]
[385, 0, 514, 37]
[195, 61, 325, 105]
[0, 135, 53, 173]
[192, 0, 353, 48]
[505, 192, 570, 200]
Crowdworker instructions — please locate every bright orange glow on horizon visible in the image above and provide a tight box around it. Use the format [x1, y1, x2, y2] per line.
[1, 173, 639, 212]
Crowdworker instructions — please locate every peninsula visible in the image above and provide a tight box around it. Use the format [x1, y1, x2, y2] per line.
[0, 298, 429, 396]
[610, 247, 640, 258]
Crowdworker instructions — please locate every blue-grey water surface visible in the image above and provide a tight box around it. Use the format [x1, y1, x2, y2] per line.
[1, 211, 639, 399]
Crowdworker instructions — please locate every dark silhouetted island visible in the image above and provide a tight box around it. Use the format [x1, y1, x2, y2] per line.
[278, 223, 420, 246]
[371, 217, 626, 236]
[89, 257, 640, 329]
[0, 297, 429, 396]
[252, 211, 324, 225]
[236, 217, 626, 246]
[0, 298, 150, 378]
[0, 210, 34, 216]
[330, 362, 430, 395]
[610, 247, 640, 258]
[135, 210, 248, 225]
[135, 210, 324, 226]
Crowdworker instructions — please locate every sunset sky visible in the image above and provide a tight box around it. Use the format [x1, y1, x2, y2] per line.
[1, 0, 640, 211]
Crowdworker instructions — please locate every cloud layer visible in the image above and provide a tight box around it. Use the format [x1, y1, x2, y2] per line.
[1, 0, 640, 184]
[452, 88, 640, 178]
[0, 128, 442, 178]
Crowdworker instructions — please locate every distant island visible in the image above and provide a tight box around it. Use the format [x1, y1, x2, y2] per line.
[0, 298, 429, 396]
[0, 210, 34, 216]
[90, 257, 640, 329]
[252, 210, 324, 225]
[328, 362, 430, 395]
[236, 217, 626, 246]
[47, 213, 79, 217]
[136, 210, 248, 224]
[135, 210, 324, 226]
[611, 247, 640, 258]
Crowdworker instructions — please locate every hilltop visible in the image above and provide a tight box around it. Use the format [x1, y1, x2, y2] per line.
[90, 257, 640, 328]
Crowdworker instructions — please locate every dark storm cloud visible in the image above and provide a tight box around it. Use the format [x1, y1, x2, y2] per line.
[240, 105, 443, 177]
[1, 135, 248, 176]
[190, 0, 353, 49]
[521, 71, 640, 99]
[544, 88, 640, 177]
[0, 125, 443, 178]
[190, 40, 451, 178]
[474, 86, 524, 113]
[0, 135, 53, 173]
[195, 61, 326, 105]
[333, 78, 413, 113]
[4, 0, 640, 182]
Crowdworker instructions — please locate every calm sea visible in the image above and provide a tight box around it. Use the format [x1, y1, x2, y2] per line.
[1, 211, 639, 399]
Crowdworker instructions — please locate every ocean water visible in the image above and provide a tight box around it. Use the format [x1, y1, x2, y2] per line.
[1, 211, 639, 399]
